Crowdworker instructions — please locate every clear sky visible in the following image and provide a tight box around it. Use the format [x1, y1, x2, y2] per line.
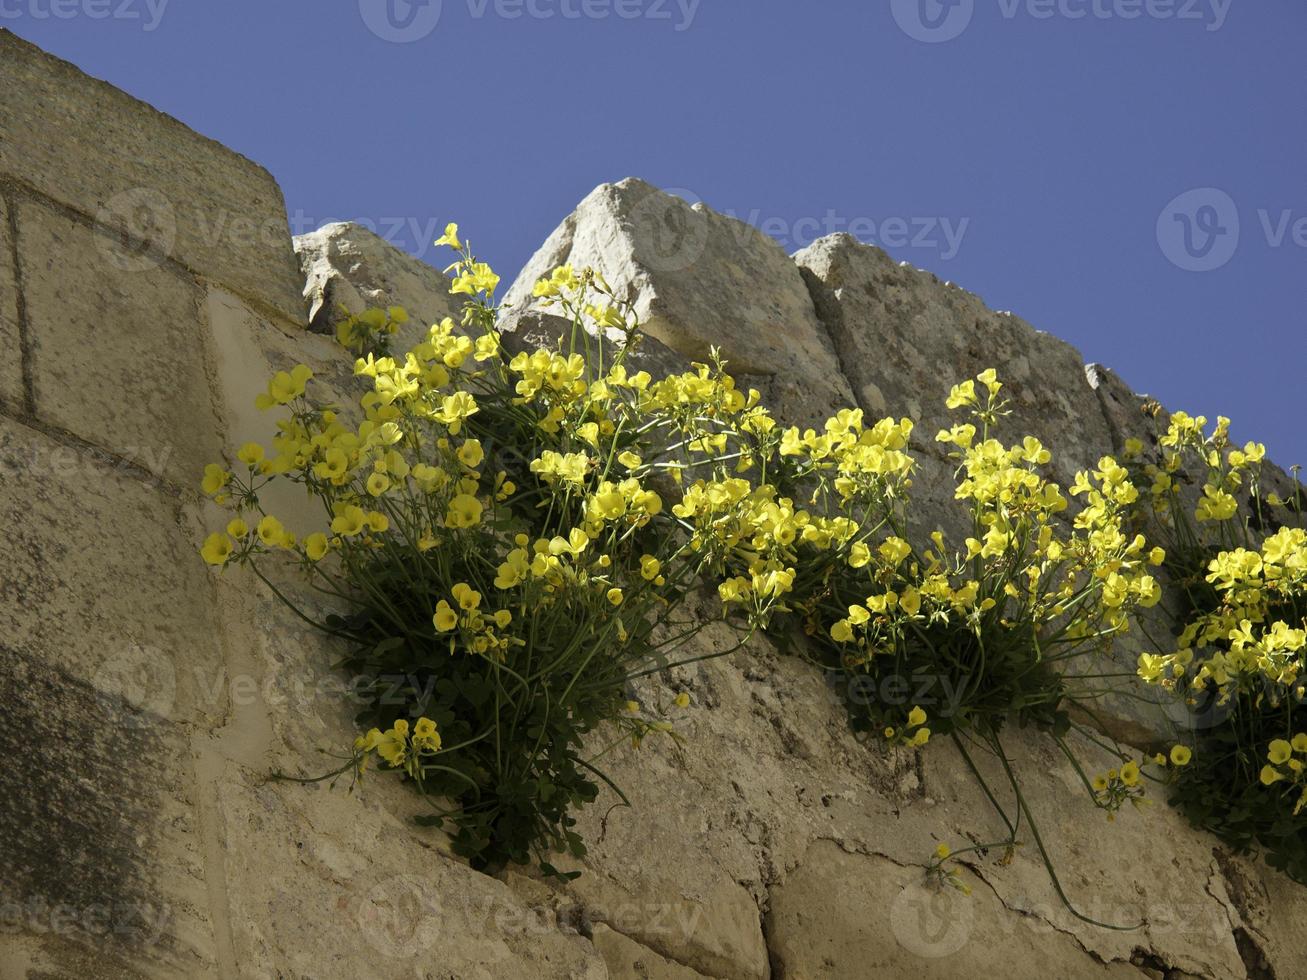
[6, 0, 1303, 464]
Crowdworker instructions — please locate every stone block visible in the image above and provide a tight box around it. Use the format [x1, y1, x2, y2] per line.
[16, 197, 223, 488]
[0, 30, 304, 323]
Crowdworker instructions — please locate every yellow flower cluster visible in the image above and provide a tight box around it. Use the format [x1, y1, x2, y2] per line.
[1259, 734, 1307, 815]
[354, 716, 443, 778]
[1139, 527, 1307, 700]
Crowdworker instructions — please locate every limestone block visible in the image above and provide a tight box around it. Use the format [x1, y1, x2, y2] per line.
[204, 287, 367, 537]
[796, 234, 1114, 488]
[0, 415, 224, 725]
[0, 645, 217, 977]
[16, 197, 223, 488]
[589, 923, 716, 979]
[765, 839, 1144, 980]
[294, 221, 462, 347]
[212, 761, 606, 979]
[0, 30, 304, 323]
[0, 193, 23, 413]
[502, 178, 856, 427]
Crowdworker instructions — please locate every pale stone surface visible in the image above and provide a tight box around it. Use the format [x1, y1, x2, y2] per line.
[0, 415, 223, 722]
[0, 30, 305, 323]
[17, 197, 223, 488]
[797, 234, 1115, 488]
[502, 178, 856, 427]
[0, 193, 23, 414]
[531, 610, 1306, 980]
[294, 220, 461, 347]
[590, 923, 716, 979]
[766, 840, 1146, 979]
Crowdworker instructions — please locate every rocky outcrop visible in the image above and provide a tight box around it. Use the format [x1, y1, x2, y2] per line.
[502, 178, 857, 428]
[3, 29, 1305, 980]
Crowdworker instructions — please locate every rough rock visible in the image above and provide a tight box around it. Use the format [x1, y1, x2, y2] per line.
[502, 178, 856, 427]
[0, 192, 23, 414]
[294, 220, 462, 347]
[796, 233, 1115, 489]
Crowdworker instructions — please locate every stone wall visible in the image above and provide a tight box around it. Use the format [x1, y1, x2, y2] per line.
[1, 29, 1303, 980]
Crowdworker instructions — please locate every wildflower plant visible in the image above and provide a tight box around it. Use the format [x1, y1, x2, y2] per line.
[779, 370, 1168, 920]
[199, 224, 927, 873]
[1127, 409, 1307, 881]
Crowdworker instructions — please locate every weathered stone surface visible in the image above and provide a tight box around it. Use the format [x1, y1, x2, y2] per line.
[530, 608, 1307, 980]
[0, 645, 217, 977]
[0, 193, 23, 414]
[502, 178, 856, 427]
[0, 415, 222, 723]
[17, 197, 223, 488]
[766, 839, 1145, 979]
[211, 760, 606, 980]
[796, 234, 1114, 488]
[0, 30, 305, 323]
[205, 287, 366, 536]
[590, 923, 716, 979]
[294, 221, 461, 347]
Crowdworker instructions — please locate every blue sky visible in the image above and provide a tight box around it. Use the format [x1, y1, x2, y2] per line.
[7, 0, 1303, 464]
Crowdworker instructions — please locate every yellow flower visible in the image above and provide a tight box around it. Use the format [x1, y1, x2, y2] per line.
[1292, 734, 1307, 754]
[257, 515, 286, 547]
[1268, 740, 1293, 765]
[451, 583, 482, 611]
[976, 368, 1002, 397]
[412, 717, 442, 752]
[946, 379, 977, 410]
[1120, 761, 1140, 787]
[434, 222, 461, 250]
[376, 720, 409, 767]
[237, 442, 264, 467]
[673, 692, 690, 709]
[640, 555, 662, 581]
[201, 463, 230, 496]
[606, 587, 624, 606]
[201, 532, 233, 566]
[331, 505, 367, 537]
[457, 439, 484, 469]
[934, 843, 951, 860]
[907, 706, 927, 728]
[227, 518, 249, 538]
[433, 600, 458, 632]
[366, 472, 391, 497]
[908, 728, 931, 747]
[1170, 745, 1193, 767]
[446, 493, 483, 528]
[1261, 765, 1283, 786]
[305, 532, 329, 561]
